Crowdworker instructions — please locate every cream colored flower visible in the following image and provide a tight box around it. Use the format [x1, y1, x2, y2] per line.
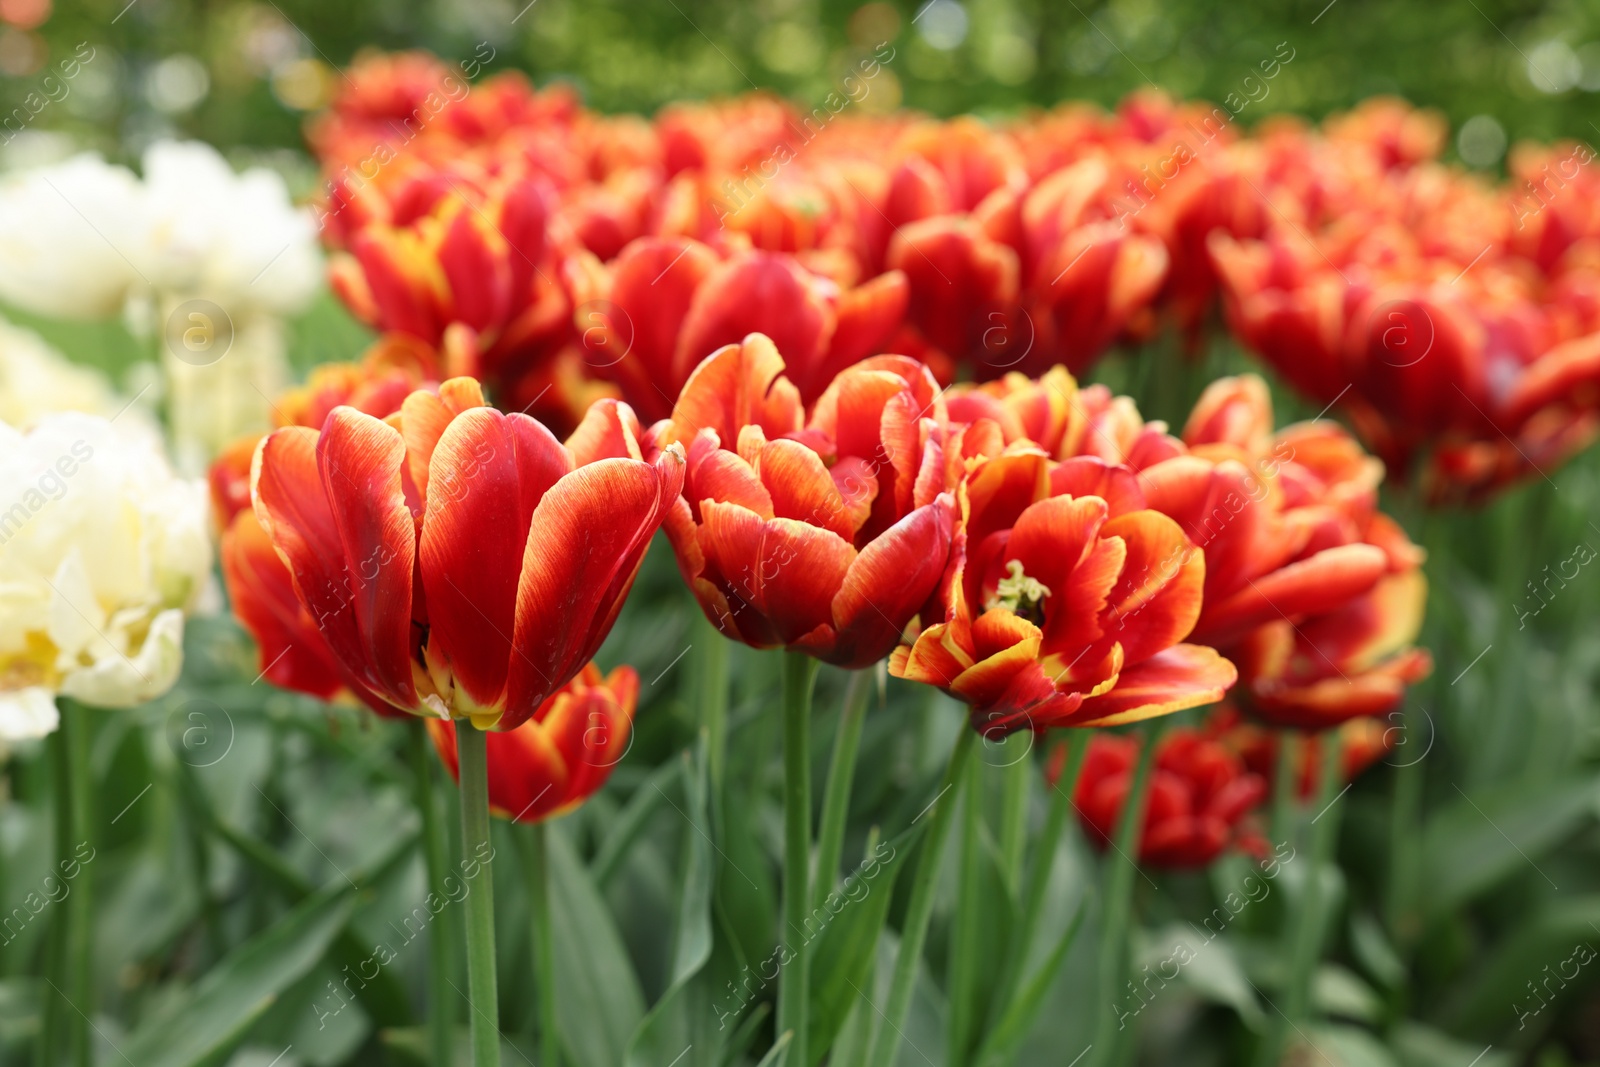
[0, 153, 147, 320]
[0, 411, 212, 739]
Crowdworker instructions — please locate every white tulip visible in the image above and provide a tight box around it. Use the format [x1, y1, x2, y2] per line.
[0, 141, 323, 322]
[0, 316, 159, 443]
[0, 153, 147, 320]
[139, 141, 323, 316]
[0, 411, 212, 740]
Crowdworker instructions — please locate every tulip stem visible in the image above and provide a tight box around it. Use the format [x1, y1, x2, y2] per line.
[779, 651, 819, 1067]
[947, 751, 985, 1066]
[1269, 730, 1300, 849]
[1089, 727, 1159, 1067]
[865, 727, 976, 1067]
[521, 821, 559, 1067]
[1255, 728, 1345, 1067]
[998, 748, 1031, 893]
[406, 721, 455, 1067]
[456, 725, 502, 1067]
[990, 733, 1086, 1033]
[46, 699, 93, 1067]
[813, 666, 874, 908]
[694, 615, 730, 806]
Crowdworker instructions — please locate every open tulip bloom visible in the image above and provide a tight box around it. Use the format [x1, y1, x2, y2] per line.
[890, 448, 1238, 735]
[247, 374, 681, 1067]
[250, 377, 682, 727]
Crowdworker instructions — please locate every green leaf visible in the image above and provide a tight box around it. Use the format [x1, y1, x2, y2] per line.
[626, 742, 718, 1067]
[207, 814, 415, 1027]
[1135, 924, 1265, 1032]
[754, 1029, 793, 1067]
[805, 822, 925, 1066]
[1435, 894, 1600, 1036]
[1348, 913, 1405, 990]
[972, 898, 1086, 1066]
[1420, 776, 1595, 916]
[1303, 1022, 1399, 1067]
[592, 758, 683, 890]
[1312, 964, 1382, 1024]
[550, 821, 647, 1067]
[1392, 1022, 1511, 1067]
[120, 883, 356, 1067]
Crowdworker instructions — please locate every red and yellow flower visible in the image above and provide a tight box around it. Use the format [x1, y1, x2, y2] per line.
[211, 340, 442, 703]
[427, 661, 639, 822]
[1059, 727, 1267, 868]
[250, 377, 683, 728]
[1137, 374, 1432, 727]
[567, 237, 907, 419]
[658, 334, 957, 668]
[1204, 703, 1394, 801]
[890, 448, 1236, 736]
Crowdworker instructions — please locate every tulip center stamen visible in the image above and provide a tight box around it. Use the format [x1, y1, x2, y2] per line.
[991, 559, 1051, 624]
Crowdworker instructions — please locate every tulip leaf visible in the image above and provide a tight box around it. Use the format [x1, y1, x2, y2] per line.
[592, 757, 683, 889]
[1392, 1022, 1513, 1067]
[1434, 894, 1600, 1036]
[626, 741, 718, 1067]
[1304, 1022, 1399, 1067]
[971, 897, 1087, 1066]
[804, 821, 924, 1065]
[1420, 775, 1596, 916]
[754, 1028, 793, 1067]
[549, 820, 647, 1067]
[120, 882, 356, 1067]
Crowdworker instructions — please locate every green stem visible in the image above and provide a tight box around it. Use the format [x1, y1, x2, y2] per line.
[1285, 732, 1346, 1019]
[1257, 729, 1345, 1067]
[813, 666, 874, 908]
[1269, 730, 1300, 851]
[1090, 728, 1159, 1067]
[991, 734, 1085, 1028]
[407, 722, 455, 1067]
[997, 750, 1031, 895]
[779, 651, 820, 1067]
[520, 822, 559, 1067]
[694, 615, 730, 806]
[49, 700, 93, 1067]
[864, 728, 976, 1067]
[456, 725, 502, 1067]
[1386, 732, 1424, 951]
[947, 753, 985, 1066]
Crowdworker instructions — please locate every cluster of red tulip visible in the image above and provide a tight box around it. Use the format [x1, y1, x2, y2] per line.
[190, 54, 1522, 1067]
[208, 51, 1475, 896]
[308, 50, 1600, 507]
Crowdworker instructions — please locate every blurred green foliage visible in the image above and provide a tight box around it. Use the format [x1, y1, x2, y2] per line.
[8, 0, 1600, 176]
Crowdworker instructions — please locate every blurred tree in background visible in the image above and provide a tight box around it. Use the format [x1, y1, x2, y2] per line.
[6, 0, 1598, 184]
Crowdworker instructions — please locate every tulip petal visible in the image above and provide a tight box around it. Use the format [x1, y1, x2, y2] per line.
[422, 407, 573, 709]
[316, 408, 420, 709]
[221, 511, 344, 701]
[505, 450, 684, 727]
[831, 495, 956, 667]
[669, 334, 804, 449]
[1099, 509, 1206, 666]
[1195, 542, 1387, 646]
[1070, 644, 1237, 727]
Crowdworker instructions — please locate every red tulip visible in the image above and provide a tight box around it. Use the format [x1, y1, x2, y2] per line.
[427, 662, 639, 822]
[250, 377, 683, 728]
[1204, 704, 1395, 800]
[658, 333, 956, 668]
[1059, 728, 1267, 869]
[890, 448, 1236, 736]
[212, 340, 442, 703]
[568, 238, 907, 420]
[327, 173, 589, 425]
[1135, 375, 1432, 726]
